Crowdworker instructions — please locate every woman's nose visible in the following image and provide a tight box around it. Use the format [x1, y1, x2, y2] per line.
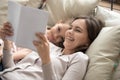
[67, 29, 73, 35]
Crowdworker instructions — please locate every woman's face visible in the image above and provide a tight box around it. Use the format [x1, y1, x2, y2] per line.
[47, 23, 70, 46]
[63, 19, 90, 52]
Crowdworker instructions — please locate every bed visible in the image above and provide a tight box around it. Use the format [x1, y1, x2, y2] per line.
[0, 0, 120, 80]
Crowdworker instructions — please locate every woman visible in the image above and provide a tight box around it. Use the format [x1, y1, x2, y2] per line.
[0, 19, 72, 62]
[0, 16, 104, 80]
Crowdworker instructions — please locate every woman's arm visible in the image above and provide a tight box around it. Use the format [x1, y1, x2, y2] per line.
[33, 32, 56, 80]
[33, 32, 50, 65]
[42, 62, 57, 80]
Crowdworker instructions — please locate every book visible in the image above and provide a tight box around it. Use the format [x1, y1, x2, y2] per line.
[8, 1, 49, 51]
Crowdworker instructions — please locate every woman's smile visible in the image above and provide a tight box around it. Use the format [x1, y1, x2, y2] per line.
[66, 36, 74, 41]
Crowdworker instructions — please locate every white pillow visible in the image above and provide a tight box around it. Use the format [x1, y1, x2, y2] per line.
[45, 0, 100, 26]
[84, 26, 120, 80]
[95, 6, 120, 27]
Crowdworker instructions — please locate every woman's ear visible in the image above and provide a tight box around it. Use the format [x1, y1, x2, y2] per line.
[82, 43, 90, 49]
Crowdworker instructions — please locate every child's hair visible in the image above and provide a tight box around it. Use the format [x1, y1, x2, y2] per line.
[47, 18, 73, 48]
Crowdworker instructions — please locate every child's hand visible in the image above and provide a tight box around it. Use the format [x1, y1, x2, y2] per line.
[33, 32, 50, 64]
[0, 22, 13, 40]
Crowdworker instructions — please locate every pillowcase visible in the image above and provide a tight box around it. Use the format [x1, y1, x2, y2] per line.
[96, 6, 120, 27]
[84, 26, 120, 80]
[45, 0, 100, 26]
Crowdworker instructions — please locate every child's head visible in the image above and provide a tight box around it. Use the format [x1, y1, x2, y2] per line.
[47, 18, 73, 48]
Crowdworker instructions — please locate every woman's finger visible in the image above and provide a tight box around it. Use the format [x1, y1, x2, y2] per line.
[33, 40, 42, 47]
[35, 32, 47, 42]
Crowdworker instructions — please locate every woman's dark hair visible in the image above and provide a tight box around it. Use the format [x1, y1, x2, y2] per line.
[72, 16, 105, 52]
[54, 16, 105, 52]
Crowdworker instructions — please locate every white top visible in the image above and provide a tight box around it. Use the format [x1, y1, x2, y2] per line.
[0, 43, 89, 80]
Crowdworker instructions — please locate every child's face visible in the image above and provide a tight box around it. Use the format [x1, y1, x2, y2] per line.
[47, 22, 71, 47]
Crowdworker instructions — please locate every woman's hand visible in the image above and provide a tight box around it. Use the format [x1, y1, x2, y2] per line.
[33, 32, 50, 65]
[0, 22, 13, 40]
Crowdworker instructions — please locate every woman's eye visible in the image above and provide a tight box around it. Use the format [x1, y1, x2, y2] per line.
[75, 29, 81, 32]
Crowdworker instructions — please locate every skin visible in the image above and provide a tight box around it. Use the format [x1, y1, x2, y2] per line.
[63, 19, 90, 54]
[0, 23, 32, 62]
[1, 22, 70, 47]
[0, 21, 71, 62]
[47, 23, 70, 46]
[33, 18, 90, 65]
